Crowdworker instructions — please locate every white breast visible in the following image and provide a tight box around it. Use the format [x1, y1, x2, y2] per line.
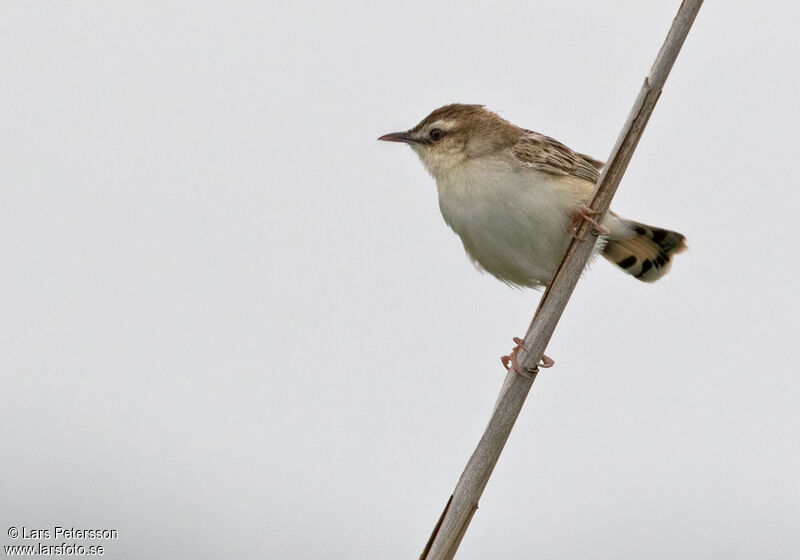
[434, 157, 590, 287]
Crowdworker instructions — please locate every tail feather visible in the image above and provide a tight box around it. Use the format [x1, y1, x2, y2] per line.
[602, 221, 687, 282]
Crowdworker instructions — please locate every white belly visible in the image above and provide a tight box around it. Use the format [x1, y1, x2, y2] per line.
[435, 160, 590, 288]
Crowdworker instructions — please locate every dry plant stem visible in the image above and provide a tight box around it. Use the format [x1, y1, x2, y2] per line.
[420, 2, 704, 559]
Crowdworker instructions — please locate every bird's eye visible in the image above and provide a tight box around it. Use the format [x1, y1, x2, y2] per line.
[429, 128, 444, 141]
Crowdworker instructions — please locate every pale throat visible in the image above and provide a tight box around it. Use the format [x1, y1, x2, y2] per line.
[412, 146, 467, 179]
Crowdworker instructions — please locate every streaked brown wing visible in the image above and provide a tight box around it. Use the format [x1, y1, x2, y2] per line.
[511, 131, 603, 184]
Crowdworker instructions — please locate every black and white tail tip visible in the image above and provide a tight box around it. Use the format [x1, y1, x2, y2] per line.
[602, 221, 687, 283]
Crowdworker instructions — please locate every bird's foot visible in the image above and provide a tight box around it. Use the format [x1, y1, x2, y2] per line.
[569, 205, 610, 240]
[501, 337, 554, 379]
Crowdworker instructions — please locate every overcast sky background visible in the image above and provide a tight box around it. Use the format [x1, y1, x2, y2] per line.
[2, 1, 799, 559]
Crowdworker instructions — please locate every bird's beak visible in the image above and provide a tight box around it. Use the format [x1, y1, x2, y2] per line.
[377, 131, 417, 144]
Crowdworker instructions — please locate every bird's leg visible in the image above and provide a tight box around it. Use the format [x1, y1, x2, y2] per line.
[569, 205, 610, 240]
[501, 337, 554, 379]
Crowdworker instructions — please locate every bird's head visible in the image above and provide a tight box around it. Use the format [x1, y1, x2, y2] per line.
[378, 104, 522, 177]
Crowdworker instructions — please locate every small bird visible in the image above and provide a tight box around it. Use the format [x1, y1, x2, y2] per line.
[379, 104, 686, 289]
[379, 104, 687, 374]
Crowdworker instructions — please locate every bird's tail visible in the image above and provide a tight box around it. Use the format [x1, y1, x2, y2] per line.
[602, 220, 687, 282]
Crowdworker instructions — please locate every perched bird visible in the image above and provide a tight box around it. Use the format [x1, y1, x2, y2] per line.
[379, 104, 687, 374]
[378, 104, 686, 289]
